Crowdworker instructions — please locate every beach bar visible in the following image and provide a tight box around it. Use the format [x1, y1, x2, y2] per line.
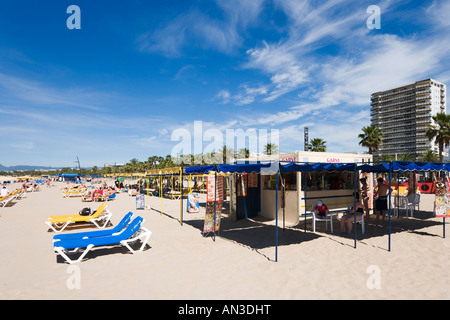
[141, 159, 450, 262]
[255, 151, 373, 226]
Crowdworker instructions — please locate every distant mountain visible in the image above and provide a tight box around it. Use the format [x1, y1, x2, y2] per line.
[0, 164, 61, 172]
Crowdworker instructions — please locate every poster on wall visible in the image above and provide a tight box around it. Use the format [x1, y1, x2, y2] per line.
[186, 193, 200, 213]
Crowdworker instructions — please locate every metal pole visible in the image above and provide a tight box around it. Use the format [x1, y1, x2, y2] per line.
[354, 164, 357, 249]
[180, 168, 183, 226]
[214, 171, 217, 242]
[444, 171, 446, 239]
[160, 175, 163, 216]
[147, 177, 150, 210]
[388, 163, 392, 252]
[275, 168, 279, 262]
[304, 172, 307, 233]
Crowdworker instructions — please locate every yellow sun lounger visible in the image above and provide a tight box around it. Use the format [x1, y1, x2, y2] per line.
[45, 203, 112, 233]
[63, 188, 87, 198]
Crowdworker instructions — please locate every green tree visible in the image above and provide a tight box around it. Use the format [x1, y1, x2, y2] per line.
[307, 138, 327, 152]
[264, 143, 279, 155]
[237, 148, 250, 159]
[426, 112, 450, 162]
[419, 150, 439, 162]
[358, 126, 383, 155]
[219, 145, 234, 164]
[398, 153, 415, 161]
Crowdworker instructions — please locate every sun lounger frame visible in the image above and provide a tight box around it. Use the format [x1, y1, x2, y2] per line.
[45, 208, 113, 233]
[53, 220, 151, 264]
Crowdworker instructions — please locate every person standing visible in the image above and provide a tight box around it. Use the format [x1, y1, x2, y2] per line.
[375, 177, 389, 222]
[360, 177, 370, 220]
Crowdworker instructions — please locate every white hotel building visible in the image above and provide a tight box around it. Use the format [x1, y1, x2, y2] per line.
[371, 79, 447, 159]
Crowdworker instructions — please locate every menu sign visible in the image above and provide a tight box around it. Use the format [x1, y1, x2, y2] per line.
[435, 180, 450, 218]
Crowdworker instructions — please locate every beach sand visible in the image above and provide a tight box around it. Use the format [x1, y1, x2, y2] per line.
[1, 181, 450, 300]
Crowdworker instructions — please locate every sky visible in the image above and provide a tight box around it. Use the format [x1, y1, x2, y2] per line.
[0, 0, 449, 168]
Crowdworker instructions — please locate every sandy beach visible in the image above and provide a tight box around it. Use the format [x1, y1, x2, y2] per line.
[1, 181, 450, 300]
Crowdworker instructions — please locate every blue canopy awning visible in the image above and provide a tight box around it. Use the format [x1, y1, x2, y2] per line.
[217, 163, 273, 174]
[357, 161, 450, 173]
[184, 163, 275, 174]
[58, 173, 80, 177]
[280, 162, 356, 173]
[184, 165, 215, 174]
[358, 163, 390, 173]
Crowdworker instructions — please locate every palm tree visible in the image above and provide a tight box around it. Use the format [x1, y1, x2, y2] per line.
[307, 138, 327, 152]
[420, 150, 439, 162]
[426, 112, 450, 162]
[398, 153, 415, 161]
[374, 154, 394, 163]
[264, 143, 279, 155]
[237, 148, 250, 159]
[220, 145, 234, 164]
[358, 126, 383, 154]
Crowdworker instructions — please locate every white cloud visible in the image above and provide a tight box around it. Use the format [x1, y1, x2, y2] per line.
[137, 0, 266, 57]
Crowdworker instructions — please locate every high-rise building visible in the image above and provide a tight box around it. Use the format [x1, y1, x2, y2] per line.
[371, 79, 447, 159]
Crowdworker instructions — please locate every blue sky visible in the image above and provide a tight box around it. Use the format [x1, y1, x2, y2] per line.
[0, 0, 449, 167]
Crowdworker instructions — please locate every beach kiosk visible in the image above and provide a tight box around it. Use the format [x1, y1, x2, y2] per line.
[230, 151, 372, 226]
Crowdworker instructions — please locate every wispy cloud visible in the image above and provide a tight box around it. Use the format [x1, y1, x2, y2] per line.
[136, 0, 265, 57]
[208, 0, 450, 153]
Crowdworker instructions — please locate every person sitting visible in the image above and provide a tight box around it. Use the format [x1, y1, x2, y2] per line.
[340, 192, 364, 234]
[1, 186, 9, 197]
[313, 200, 329, 218]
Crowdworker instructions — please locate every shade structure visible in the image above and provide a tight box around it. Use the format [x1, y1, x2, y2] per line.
[184, 163, 276, 175]
[147, 161, 449, 261]
[184, 165, 215, 175]
[280, 162, 356, 173]
[392, 161, 450, 172]
[217, 163, 274, 174]
[358, 161, 450, 173]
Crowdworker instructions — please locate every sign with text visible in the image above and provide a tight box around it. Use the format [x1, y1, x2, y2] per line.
[435, 181, 450, 218]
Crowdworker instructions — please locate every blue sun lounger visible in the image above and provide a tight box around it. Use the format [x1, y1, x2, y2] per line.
[53, 216, 151, 264]
[53, 212, 134, 243]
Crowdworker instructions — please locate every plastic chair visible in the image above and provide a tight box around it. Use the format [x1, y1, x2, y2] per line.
[407, 193, 420, 217]
[311, 202, 333, 233]
[394, 196, 412, 218]
[344, 204, 365, 234]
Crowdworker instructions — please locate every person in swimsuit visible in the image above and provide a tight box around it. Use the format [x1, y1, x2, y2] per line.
[340, 192, 364, 234]
[375, 177, 389, 222]
[359, 177, 370, 220]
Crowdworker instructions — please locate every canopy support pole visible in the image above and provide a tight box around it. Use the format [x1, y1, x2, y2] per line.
[304, 172, 307, 233]
[275, 168, 279, 262]
[213, 171, 217, 242]
[354, 164, 357, 249]
[388, 162, 392, 252]
[180, 168, 183, 226]
[444, 171, 447, 239]
[160, 175, 163, 216]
